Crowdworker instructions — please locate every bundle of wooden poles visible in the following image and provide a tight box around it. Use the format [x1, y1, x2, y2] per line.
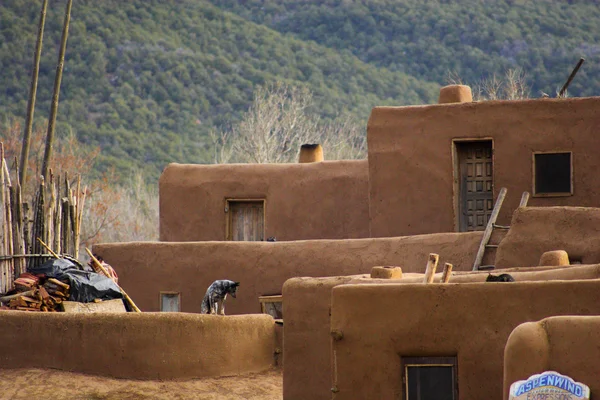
[0, 144, 86, 295]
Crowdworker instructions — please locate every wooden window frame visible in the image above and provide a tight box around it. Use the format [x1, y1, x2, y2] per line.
[401, 356, 458, 400]
[451, 138, 494, 232]
[258, 294, 283, 322]
[224, 198, 266, 241]
[532, 151, 573, 197]
[159, 291, 181, 312]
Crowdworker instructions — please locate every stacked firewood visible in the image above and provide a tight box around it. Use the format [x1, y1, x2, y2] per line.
[0, 272, 70, 312]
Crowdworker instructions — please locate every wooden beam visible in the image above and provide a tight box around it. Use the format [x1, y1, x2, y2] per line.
[423, 253, 440, 284]
[519, 191, 530, 207]
[441, 263, 453, 283]
[472, 187, 507, 271]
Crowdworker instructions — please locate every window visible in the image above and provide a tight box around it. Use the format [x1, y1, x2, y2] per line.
[401, 356, 458, 400]
[533, 152, 573, 196]
[259, 295, 283, 322]
[160, 292, 180, 312]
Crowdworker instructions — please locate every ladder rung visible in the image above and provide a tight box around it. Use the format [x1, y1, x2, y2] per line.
[485, 244, 499, 248]
[492, 224, 511, 229]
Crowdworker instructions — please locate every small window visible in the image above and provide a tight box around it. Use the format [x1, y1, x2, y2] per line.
[401, 356, 458, 400]
[533, 152, 572, 196]
[258, 295, 283, 322]
[160, 292, 181, 312]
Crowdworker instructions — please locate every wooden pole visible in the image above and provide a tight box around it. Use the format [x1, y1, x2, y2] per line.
[423, 253, 440, 284]
[37, 237, 59, 259]
[41, 0, 73, 180]
[558, 57, 585, 98]
[441, 263, 453, 283]
[20, 0, 49, 187]
[472, 187, 508, 271]
[85, 248, 141, 312]
[519, 191, 530, 208]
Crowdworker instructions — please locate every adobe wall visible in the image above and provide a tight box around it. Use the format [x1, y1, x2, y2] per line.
[0, 312, 275, 380]
[504, 316, 600, 399]
[368, 97, 600, 237]
[93, 231, 481, 314]
[159, 160, 369, 242]
[496, 206, 600, 267]
[329, 279, 600, 399]
[283, 264, 600, 400]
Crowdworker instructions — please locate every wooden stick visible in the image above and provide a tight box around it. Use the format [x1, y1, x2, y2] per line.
[37, 237, 59, 259]
[85, 248, 141, 312]
[423, 253, 440, 284]
[519, 191, 530, 208]
[441, 263, 453, 283]
[0, 290, 36, 304]
[47, 278, 69, 290]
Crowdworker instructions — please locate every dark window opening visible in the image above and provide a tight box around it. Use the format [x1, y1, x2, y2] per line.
[534, 152, 572, 195]
[401, 356, 457, 400]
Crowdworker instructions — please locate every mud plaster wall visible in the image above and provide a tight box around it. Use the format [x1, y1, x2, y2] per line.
[329, 280, 600, 400]
[496, 206, 600, 267]
[0, 312, 274, 380]
[367, 97, 600, 237]
[504, 316, 600, 399]
[159, 161, 369, 242]
[93, 232, 481, 314]
[284, 265, 600, 400]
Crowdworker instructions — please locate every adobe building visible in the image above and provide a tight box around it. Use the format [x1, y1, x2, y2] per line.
[3, 87, 597, 398]
[161, 93, 600, 242]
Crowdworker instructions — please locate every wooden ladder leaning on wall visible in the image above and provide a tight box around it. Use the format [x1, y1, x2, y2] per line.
[472, 188, 530, 271]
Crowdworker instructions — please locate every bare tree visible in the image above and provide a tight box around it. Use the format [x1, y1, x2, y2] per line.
[213, 82, 367, 163]
[448, 68, 531, 101]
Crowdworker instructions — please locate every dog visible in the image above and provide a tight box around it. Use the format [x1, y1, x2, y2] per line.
[486, 273, 515, 282]
[201, 280, 240, 315]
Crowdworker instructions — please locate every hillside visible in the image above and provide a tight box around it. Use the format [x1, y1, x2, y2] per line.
[210, 0, 600, 97]
[0, 0, 439, 180]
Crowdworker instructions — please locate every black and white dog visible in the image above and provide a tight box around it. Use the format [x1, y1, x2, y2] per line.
[201, 280, 240, 315]
[486, 273, 515, 282]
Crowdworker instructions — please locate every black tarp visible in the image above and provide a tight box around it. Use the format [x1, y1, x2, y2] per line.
[28, 258, 124, 304]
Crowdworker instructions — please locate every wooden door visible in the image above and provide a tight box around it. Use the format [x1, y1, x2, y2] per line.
[457, 141, 493, 232]
[227, 200, 265, 241]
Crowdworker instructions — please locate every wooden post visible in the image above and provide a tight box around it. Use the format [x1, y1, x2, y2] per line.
[558, 57, 585, 98]
[441, 263, 453, 283]
[472, 187, 507, 271]
[423, 253, 440, 284]
[519, 191, 530, 208]
[85, 248, 141, 312]
[20, 0, 49, 187]
[41, 0, 73, 180]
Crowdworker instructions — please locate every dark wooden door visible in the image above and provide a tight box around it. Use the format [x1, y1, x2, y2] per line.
[457, 141, 493, 232]
[227, 201, 264, 241]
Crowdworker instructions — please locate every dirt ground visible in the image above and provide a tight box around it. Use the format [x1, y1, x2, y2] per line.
[0, 367, 282, 400]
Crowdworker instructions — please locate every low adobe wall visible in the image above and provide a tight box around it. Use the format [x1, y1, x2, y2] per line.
[159, 161, 369, 242]
[329, 280, 600, 399]
[283, 264, 600, 400]
[0, 312, 275, 380]
[94, 231, 481, 314]
[504, 316, 600, 399]
[496, 206, 600, 267]
[368, 97, 600, 237]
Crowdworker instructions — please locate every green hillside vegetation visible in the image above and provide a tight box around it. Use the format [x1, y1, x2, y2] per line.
[209, 0, 600, 97]
[0, 0, 439, 181]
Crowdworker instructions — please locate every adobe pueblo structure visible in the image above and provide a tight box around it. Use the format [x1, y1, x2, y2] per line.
[5, 86, 600, 400]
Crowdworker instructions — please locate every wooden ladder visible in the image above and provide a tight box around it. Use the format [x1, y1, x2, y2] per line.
[472, 189, 530, 271]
